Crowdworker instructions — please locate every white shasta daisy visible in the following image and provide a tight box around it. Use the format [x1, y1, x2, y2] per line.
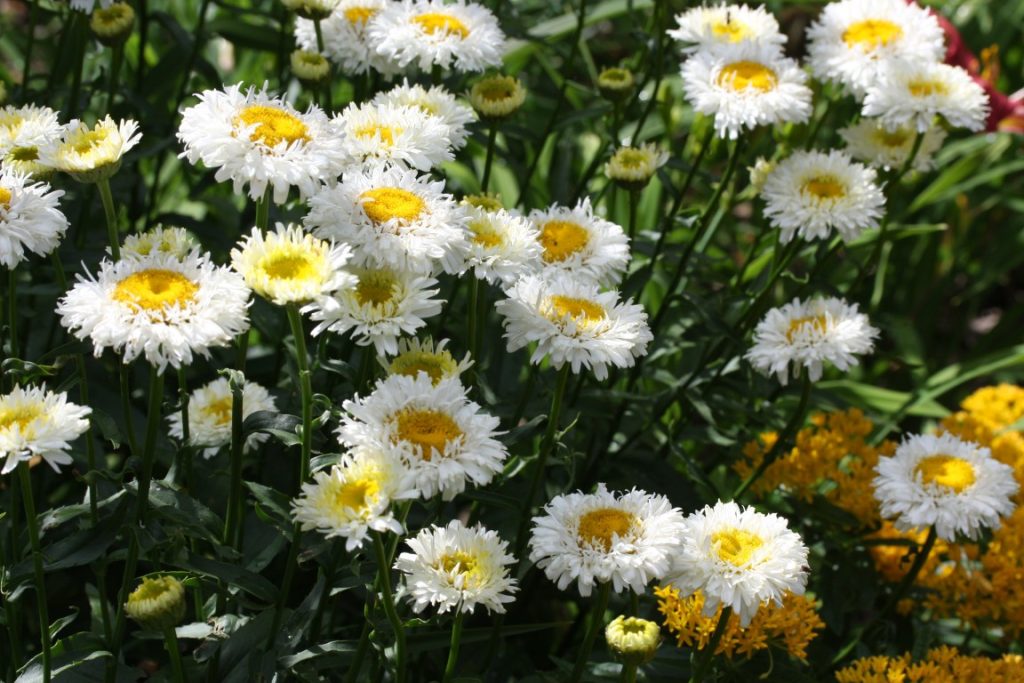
[384, 337, 472, 384]
[334, 101, 455, 171]
[668, 4, 786, 55]
[495, 272, 653, 381]
[368, 0, 506, 73]
[373, 80, 476, 149]
[839, 118, 946, 172]
[167, 377, 278, 458]
[873, 432, 1018, 542]
[759, 149, 886, 243]
[605, 143, 669, 190]
[862, 61, 990, 133]
[295, 0, 403, 77]
[805, 0, 945, 96]
[177, 83, 346, 204]
[528, 197, 629, 287]
[395, 520, 518, 614]
[0, 169, 69, 268]
[464, 204, 542, 287]
[58, 251, 252, 372]
[745, 296, 878, 385]
[338, 373, 506, 501]
[528, 484, 686, 597]
[304, 165, 469, 275]
[0, 385, 92, 475]
[681, 42, 812, 140]
[665, 500, 809, 626]
[120, 225, 199, 261]
[0, 104, 64, 177]
[40, 116, 141, 182]
[303, 265, 443, 355]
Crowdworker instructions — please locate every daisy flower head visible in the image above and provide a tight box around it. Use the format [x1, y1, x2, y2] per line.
[464, 205, 542, 287]
[0, 169, 68, 268]
[231, 223, 355, 306]
[862, 61, 990, 133]
[667, 4, 786, 55]
[666, 501, 809, 626]
[338, 373, 506, 501]
[373, 80, 476, 149]
[282, 0, 340, 20]
[395, 520, 517, 614]
[873, 432, 1018, 541]
[294, 0, 403, 77]
[368, 0, 506, 74]
[597, 67, 635, 103]
[528, 484, 686, 597]
[495, 272, 653, 381]
[290, 50, 331, 86]
[759, 149, 886, 244]
[334, 101, 454, 171]
[528, 197, 629, 287]
[468, 74, 526, 120]
[0, 385, 91, 475]
[745, 296, 879, 386]
[304, 165, 469, 275]
[384, 337, 472, 384]
[90, 3, 136, 46]
[40, 116, 141, 183]
[303, 265, 443, 355]
[120, 225, 199, 261]
[167, 377, 278, 458]
[681, 41, 812, 140]
[177, 83, 346, 204]
[605, 616, 661, 666]
[805, 0, 945, 97]
[124, 576, 186, 631]
[605, 143, 669, 191]
[291, 445, 418, 550]
[58, 251, 251, 372]
[839, 118, 946, 172]
[0, 104, 64, 177]
[70, 0, 114, 12]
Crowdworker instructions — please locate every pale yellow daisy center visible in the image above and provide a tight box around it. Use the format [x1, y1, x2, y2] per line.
[332, 477, 380, 512]
[908, 80, 949, 98]
[354, 270, 398, 306]
[614, 149, 649, 170]
[0, 186, 11, 211]
[785, 315, 828, 342]
[873, 128, 911, 148]
[475, 78, 517, 103]
[8, 146, 39, 162]
[344, 6, 377, 24]
[259, 251, 318, 283]
[539, 220, 589, 263]
[413, 12, 470, 38]
[354, 124, 401, 147]
[915, 455, 976, 493]
[393, 408, 463, 461]
[359, 187, 425, 225]
[113, 269, 198, 314]
[70, 128, 111, 155]
[469, 218, 504, 248]
[547, 295, 606, 329]
[710, 18, 750, 42]
[202, 396, 233, 426]
[801, 175, 847, 201]
[713, 527, 764, 566]
[438, 550, 486, 587]
[236, 105, 310, 148]
[577, 508, 636, 551]
[842, 19, 903, 49]
[0, 404, 43, 433]
[717, 61, 777, 92]
[390, 351, 456, 384]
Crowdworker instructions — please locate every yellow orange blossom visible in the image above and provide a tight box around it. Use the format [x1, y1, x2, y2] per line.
[655, 586, 823, 661]
[835, 646, 1024, 683]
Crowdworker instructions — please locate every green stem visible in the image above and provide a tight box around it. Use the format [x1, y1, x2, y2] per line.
[223, 374, 245, 549]
[163, 626, 187, 683]
[372, 532, 407, 683]
[620, 662, 639, 683]
[106, 44, 124, 114]
[255, 191, 270, 232]
[442, 610, 465, 683]
[689, 606, 731, 683]
[344, 617, 373, 683]
[313, 18, 325, 52]
[309, 549, 339, 641]
[7, 268, 18, 362]
[481, 122, 499, 192]
[136, 365, 165, 526]
[97, 178, 121, 260]
[627, 189, 639, 240]
[175, 367, 190, 486]
[118, 362, 139, 456]
[569, 582, 611, 683]
[18, 462, 51, 683]
[21, 0, 37, 99]
[467, 277, 480, 380]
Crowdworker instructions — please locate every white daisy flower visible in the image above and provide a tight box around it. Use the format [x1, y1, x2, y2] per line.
[873, 432, 1018, 542]
[368, 0, 506, 73]
[862, 61, 990, 133]
[528, 198, 629, 287]
[805, 0, 945, 97]
[745, 296, 878, 385]
[495, 272, 653, 381]
[666, 501, 809, 626]
[177, 83, 346, 204]
[839, 118, 946, 172]
[291, 446, 418, 550]
[605, 143, 669, 191]
[304, 165, 469, 275]
[303, 265, 443, 355]
[0, 385, 91, 475]
[40, 116, 141, 182]
[395, 520, 517, 614]
[668, 4, 786, 54]
[167, 377, 278, 458]
[338, 373, 506, 501]
[70, 0, 113, 12]
[0, 104, 64, 177]
[759, 149, 886, 244]
[681, 42, 812, 140]
[373, 80, 476, 149]
[231, 223, 356, 306]
[468, 75, 527, 120]
[384, 337, 472, 384]
[282, 0, 340, 20]
[464, 205, 542, 287]
[58, 251, 251, 372]
[0, 169, 68, 268]
[334, 101, 455, 171]
[295, 0, 403, 77]
[120, 225, 199, 261]
[528, 484, 686, 597]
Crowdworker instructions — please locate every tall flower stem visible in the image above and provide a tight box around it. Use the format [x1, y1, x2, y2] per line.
[569, 582, 611, 683]
[480, 122, 499, 192]
[620, 662, 638, 683]
[626, 189, 639, 240]
[442, 610, 465, 683]
[7, 268, 18, 361]
[372, 532, 407, 683]
[106, 44, 124, 114]
[97, 178, 121, 259]
[163, 626, 187, 683]
[255, 192, 270, 233]
[689, 606, 731, 683]
[174, 367, 191, 486]
[18, 462, 51, 683]
[223, 373, 245, 550]
[467, 278, 482, 380]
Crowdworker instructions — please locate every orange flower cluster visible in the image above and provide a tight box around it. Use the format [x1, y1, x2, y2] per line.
[654, 586, 824, 661]
[835, 646, 1024, 683]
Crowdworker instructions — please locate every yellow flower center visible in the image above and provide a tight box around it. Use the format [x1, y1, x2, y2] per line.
[874, 128, 911, 147]
[712, 528, 764, 566]
[710, 19, 750, 42]
[334, 477, 379, 511]
[0, 187, 11, 210]
[203, 396, 233, 425]
[717, 61, 777, 92]
[359, 187, 425, 225]
[577, 508, 636, 551]
[785, 315, 828, 342]
[113, 269, 198, 314]
[390, 352, 454, 384]
[71, 129, 109, 155]
[615, 149, 649, 170]
[475, 78, 517, 102]
[260, 252, 318, 283]
[8, 146, 38, 162]
[438, 550, 486, 587]
[539, 220, 589, 263]
[344, 6, 377, 24]
[0, 404, 43, 433]
[413, 12, 470, 38]
[801, 175, 846, 201]
[354, 270, 398, 306]
[355, 124, 401, 147]
[235, 105, 310, 148]
[547, 295, 606, 328]
[394, 408, 464, 461]
[842, 19, 903, 49]
[469, 219, 504, 248]
[908, 80, 949, 98]
[131, 577, 175, 602]
[462, 193, 503, 212]
[915, 455, 976, 493]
